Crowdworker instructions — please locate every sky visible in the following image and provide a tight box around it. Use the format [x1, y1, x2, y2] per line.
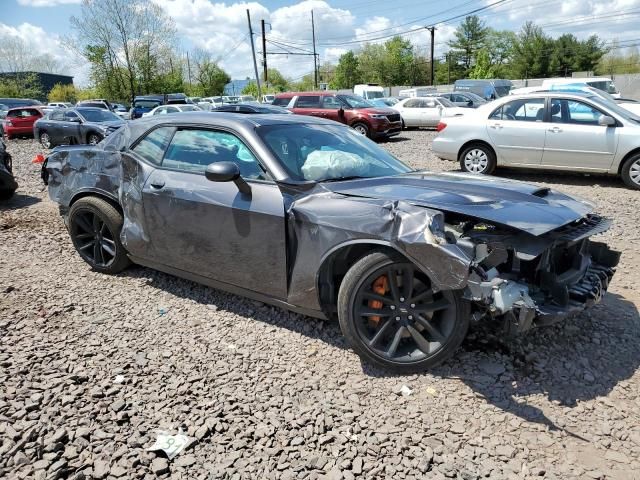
[2, 0, 640, 86]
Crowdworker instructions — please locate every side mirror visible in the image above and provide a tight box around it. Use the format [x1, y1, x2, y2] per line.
[69, 117, 81, 123]
[598, 115, 616, 127]
[467, 100, 473, 106]
[205, 161, 251, 195]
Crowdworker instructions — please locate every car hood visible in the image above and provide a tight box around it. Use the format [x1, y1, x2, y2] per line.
[326, 172, 593, 236]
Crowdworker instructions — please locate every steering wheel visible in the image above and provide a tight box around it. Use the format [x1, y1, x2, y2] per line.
[505, 113, 516, 120]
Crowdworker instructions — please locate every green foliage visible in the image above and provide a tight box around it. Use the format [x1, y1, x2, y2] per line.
[597, 45, 640, 75]
[330, 51, 362, 89]
[468, 50, 495, 79]
[264, 68, 290, 92]
[48, 83, 78, 103]
[448, 15, 489, 71]
[0, 72, 42, 99]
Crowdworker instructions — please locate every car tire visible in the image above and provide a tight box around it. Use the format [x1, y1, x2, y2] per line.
[459, 143, 496, 175]
[337, 251, 469, 373]
[69, 197, 131, 274]
[621, 154, 640, 190]
[39, 131, 52, 149]
[87, 133, 102, 145]
[351, 122, 370, 137]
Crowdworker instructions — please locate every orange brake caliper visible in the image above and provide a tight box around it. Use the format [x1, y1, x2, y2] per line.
[368, 275, 389, 325]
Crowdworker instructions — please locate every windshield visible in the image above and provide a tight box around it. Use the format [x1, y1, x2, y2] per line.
[587, 80, 618, 95]
[590, 96, 640, 124]
[257, 123, 412, 182]
[340, 95, 375, 109]
[78, 109, 121, 122]
[494, 86, 511, 97]
[364, 91, 384, 100]
[465, 92, 486, 103]
[437, 97, 456, 108]
[134, 100, 161, 109]
[0, 104, 7, 110]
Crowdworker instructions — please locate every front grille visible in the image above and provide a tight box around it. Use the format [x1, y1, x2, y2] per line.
[386, 113, 401, 122]
[553, 214, 611, 243]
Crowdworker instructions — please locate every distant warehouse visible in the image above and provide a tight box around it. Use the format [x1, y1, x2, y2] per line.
[0, 71, 74, 101]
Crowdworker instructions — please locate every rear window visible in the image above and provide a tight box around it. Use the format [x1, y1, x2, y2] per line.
[134, 100, 161, 109]
[80, 102, 107, 109]
[295, 96, 321, 108]
[272, 97, 291, 107]
[8, 108, 40, 117]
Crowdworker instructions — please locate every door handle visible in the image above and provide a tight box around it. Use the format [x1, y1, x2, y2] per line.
[490, 123, 503, 129]
[150, 179, 165, 189]
[548, 126, 563, 133]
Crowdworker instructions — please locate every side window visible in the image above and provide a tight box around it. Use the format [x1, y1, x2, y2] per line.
[166, 107, 179, 113]
[551, 99, 602, 126]
[272, 97, 290, 106]
[424, 99, 437, 108]
[154, 107, 166, 115]
[321, 96, 343, 109]
[131, 127, 175, 165]
[404, 99, 421, 108]
[162, 129, 268, 180]
[295, 95, 320, 108]
[64, 111, 79, 121]
[493, 99, 545, 122]
[50, 111, 65, 121]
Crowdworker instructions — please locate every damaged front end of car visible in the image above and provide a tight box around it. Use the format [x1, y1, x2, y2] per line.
[441, 213, 620, 335]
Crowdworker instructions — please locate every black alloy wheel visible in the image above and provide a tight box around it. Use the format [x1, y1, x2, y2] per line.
[88, 133, 102, 145]
[71, 210, 117, 268]
[68, 197, 131, 273]
[338, 251, 469, 373]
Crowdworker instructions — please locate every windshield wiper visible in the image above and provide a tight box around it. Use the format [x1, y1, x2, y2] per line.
[320, 175, 368, 183]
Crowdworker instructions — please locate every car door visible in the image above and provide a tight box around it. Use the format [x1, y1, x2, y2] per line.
[292, 95, 322, 118]
[541, 98, 617, 171]
[398, 98, 422, 127]
[137, 126, 288, 299]
[46, 110, 65, 143]
[61, 110, 83, 144]
[486, 98, 547, 166]
[421, 99, 442, 126]
[319, 95, 346, 123]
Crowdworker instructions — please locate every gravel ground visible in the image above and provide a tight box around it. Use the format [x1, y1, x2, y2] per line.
[1, 132, 639, 480]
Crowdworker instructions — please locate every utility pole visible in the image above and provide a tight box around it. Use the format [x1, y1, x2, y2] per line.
[246, 9, 262, 98]
[186, 51, 192, 85]
[261, 19, 268, 86]
[311, 10, 318, 89]
[426, 26, 435, 86]
[446, 53, 450, 85]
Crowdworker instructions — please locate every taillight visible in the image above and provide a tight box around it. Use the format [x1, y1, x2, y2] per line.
[436, 122, 447, 132]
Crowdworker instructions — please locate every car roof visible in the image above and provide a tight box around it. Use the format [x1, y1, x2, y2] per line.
[275, 91, 340, 98]
[8, 105, 43, 111]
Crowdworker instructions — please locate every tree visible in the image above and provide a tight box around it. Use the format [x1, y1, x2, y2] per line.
[48, 83, 78, 103]
[448, 15, 489, 72]
[383, 37, 414, 86]
[264, 68, 290, 91]
[469, 49, 495, 79]
[511, 22, 551, 78]
[486, 29, 516, 77]
[357, 43, 386, 84]
[330, 51, 362, 89]
[0, 72, 42, 99]
[190, 50, 230, 96]
[68, 0, 177, 102]
[0, 35, 63, 74]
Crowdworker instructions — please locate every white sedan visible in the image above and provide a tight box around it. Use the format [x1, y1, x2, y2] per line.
[432, 91, 640, 190]
[394, 97, 466, 128]
[142, 104, 202, 117]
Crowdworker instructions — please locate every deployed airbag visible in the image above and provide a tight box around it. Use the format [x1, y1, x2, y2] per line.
[302, 150, 367, 181]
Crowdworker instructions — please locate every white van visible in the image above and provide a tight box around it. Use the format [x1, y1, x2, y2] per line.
[541, 77, 620, 98]
[398, 87, 437, 98]
[353, 84, 385, 100]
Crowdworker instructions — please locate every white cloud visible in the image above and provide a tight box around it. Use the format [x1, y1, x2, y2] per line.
[0, 22, 88, 85]
[17, 0, 81, 6]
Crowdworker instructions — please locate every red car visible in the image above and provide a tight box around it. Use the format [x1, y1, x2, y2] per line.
[273, 92, 402, 140]
[3, 106, 45, 139]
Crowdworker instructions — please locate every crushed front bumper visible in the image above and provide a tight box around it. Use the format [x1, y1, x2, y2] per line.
[467, 241, 620, 334]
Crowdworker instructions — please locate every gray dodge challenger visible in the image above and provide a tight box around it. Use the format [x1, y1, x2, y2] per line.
[44, 113, 620, 372]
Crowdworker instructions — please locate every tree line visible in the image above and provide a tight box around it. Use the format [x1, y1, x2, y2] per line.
[329, 15, 619, 89]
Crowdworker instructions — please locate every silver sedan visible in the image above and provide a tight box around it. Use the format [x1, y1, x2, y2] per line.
[432, 92, 640, 190]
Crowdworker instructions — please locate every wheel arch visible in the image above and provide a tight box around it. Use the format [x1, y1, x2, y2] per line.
[618, 147, 640, 175]
[69, 189, 122, 215]
[316, 240, 408, 317]
[457, 139, 496, 163]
